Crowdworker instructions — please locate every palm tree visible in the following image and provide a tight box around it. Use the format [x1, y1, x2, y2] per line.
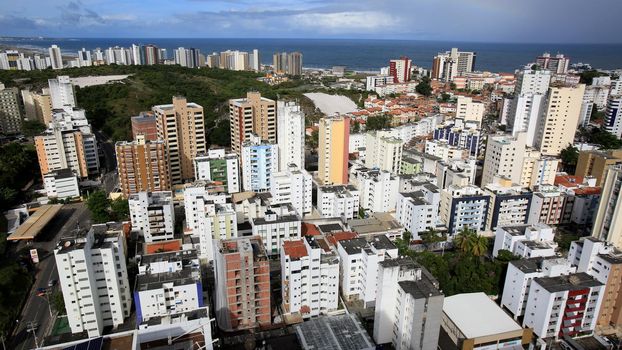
[471, 235, 489, 257]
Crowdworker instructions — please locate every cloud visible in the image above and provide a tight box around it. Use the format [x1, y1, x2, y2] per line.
[289, 11, 400, 32]
[58, 0, 105, 26]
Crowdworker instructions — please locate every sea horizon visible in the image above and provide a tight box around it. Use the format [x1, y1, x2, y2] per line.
[2, 36, 622, 72]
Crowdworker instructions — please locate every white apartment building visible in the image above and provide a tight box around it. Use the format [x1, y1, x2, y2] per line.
[49, 76, 76, 109]
[316, 185, 360, 220]
[135, 250, 203, 324]
[348, 133, 367, 157]
[508, 68, 551, 145]
[337, 235, 398, 307]
[501, 257, 575, 319]
[366, 75, 394, 91]
[520, 150, 559, 189]
[129, 191, 175, 243]
[436, 159, 477, 189]
[277, 101, 305, 170]
[54, 223, 131, 337]
[183, 183, 236, 261]
[251, 203, 301, 255]
[492, 223, 556, 258]
[523, 273, 604, 339]
[350, 166, 399, 213]
[374, 258, 443, 350]
[484, 181, 532, 231]
[440, 185, 490, 235]
[455, 96, 485, 126]
[280, 236, 339, 318]
[43, 168, 80, 199]
[270, 163, 312, 217]
[49, 45, 63, 69]
[193, 149, 240, 194]
[241, 134, 279, 192]
[365, 131, 403, 174]
[568, 237, 618, 273]
[395, 183, 441, 239]
[424, 139, 465, 162]
[481, 132, 526, 187]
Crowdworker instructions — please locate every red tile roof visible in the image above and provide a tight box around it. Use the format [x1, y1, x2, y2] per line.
[302, 222, 320, 236]
[283, 240, 308, 259]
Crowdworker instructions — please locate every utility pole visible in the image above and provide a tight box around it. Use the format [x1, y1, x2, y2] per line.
[1, 333, 6, 350]
[27, 322, 39, 349]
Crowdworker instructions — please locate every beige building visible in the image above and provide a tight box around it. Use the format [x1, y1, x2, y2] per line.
[116, 135, 171, 198]
[318, 115, 350, 185]
[21, 88, 53, 124]
[535, 84, 585, 156]
[592, 165, 622, 250]
[575, 149, 622, 186]
[520, 149, 559, 190]
[365, 131, 403, 174]
[35, 127, 89, 178]
[481, 133, 526, 188]
[229, 92, 276, 155]
[153, 96, 206, 184]
[456, 96, 485, 126]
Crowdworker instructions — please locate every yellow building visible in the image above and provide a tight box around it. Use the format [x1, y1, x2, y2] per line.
[318, 115, 350, 185]
[592, 164, 622, 249]
[229, 92, 276, 155]
[153, 96, 206, 184]
[575, 149, 622, 186]
[535, 84, 585, 156]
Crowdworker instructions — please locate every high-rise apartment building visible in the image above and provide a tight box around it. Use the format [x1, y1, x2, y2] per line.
[431, 48, 476, 81]
[77, 48, 92, 67]
[592, 164, 622, 249]
[273, 52, 287, 73]
[395, 182, 441, 238]
[374, 257, 443, 350]
[280, 237, 340, 318]
[115, 136, 170, 198]
[143, 44, 160, 65]
[0, 83, 23, 134]
[575, 149, 622, 186]
[54, 223, 131, 337]
[455, 96, 485, 126]
[481, 133, 526, 187]
[174, 47, 201, 68]
[318, 115, 350, 185]
[365, 131, 403, 174]
[49, 75, 76, 110]
[388, 57, 412, 83]
[270, 164, 313, 217]
[535, 84, 585, 156]
[229, 92, 276, 155]
[350, 166, 399, 213]
[287, 52, 303, 75]
[277, 101, 305, 170]
[128, 191, 175, 242]
[214, 236, 271, 331]
[49, 45, 63, 70]
[604, 95, 622, 138]
[535, 52, 570, 74]
[440, 185, 490, 235]
[184, 183, 237, 261]
[193, 149, 240, 194]
[317, 185, 360, 219]
[35, 127, 90, 178]
[135, 250, 203, 324]
[508, 69, 551, 146]
[250, 49, 260, 71]
[241, 134, 279, 192]
[153, 96, 206, 184]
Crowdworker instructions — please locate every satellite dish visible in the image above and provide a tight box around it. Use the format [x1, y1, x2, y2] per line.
[64, 241, 72, 247]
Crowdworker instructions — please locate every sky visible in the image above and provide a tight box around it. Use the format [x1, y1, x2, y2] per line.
[1, 0, 621, 43]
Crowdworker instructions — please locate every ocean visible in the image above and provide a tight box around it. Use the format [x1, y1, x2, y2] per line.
[1, 37, 621, 72]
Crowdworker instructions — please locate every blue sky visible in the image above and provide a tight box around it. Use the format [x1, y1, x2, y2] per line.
[1, 0, 621, 43]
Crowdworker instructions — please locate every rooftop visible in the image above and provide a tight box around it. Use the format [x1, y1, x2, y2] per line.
[283, 239, 308, 260]
[443, 292, 524, 339]
[347, 213, 402, 234]
[295, 314, 375, 350]
[534, 272, 603, 293]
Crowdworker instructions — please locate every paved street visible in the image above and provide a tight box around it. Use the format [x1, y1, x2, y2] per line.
[9, 203, 92, 350]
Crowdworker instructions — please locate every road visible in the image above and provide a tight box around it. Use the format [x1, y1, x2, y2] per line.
[9, 203, 92, 350]
[95, 130, 119, 193]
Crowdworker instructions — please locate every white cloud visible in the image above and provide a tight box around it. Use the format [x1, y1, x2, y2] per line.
[289, 11, 399, 32]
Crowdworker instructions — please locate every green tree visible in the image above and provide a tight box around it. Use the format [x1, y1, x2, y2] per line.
[209, 120, 231, 146]
[111, 198, 129, 221]
[496, 249, 520, 262]
[416, 77, 432, 96]
[21, 120, 47, 137]
[560, 145, 579, 173]
[351, 121, 361, 133]
[587, 128, 622, 149]
[439, 93, 451, 102]
[51, 291, 66, 315]
[87, 190, 111, 223]
[453, 228, 488, 256]
[365, 114, 391, 130]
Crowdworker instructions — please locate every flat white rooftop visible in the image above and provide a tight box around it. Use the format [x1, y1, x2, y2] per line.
[443, 292, 522, 339]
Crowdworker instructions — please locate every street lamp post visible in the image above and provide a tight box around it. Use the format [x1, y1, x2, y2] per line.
[27, 322, 40, 349]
